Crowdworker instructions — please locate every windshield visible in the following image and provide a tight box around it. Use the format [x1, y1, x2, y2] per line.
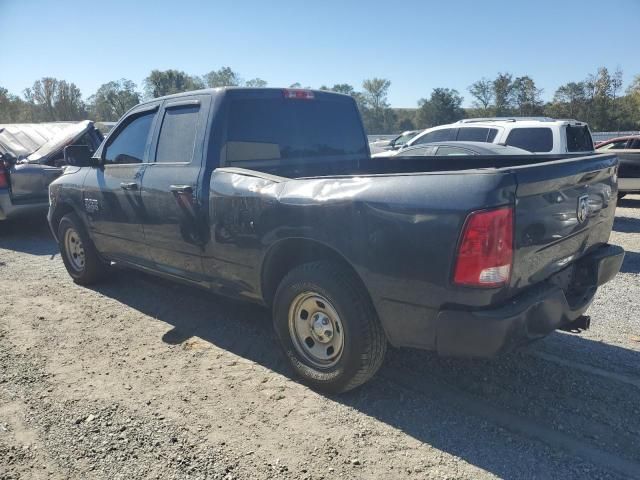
[394, 131, 418, 146]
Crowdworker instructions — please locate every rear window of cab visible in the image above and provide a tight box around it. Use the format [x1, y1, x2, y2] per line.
[224, 97, 367, 163]
[505, 128, 553, 153]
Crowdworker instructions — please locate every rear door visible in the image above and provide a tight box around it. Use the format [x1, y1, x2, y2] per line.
[139, 94, 212, 281]
[456, 127, 500, 143]
[84, 103, 160, 263]
[507, 154, 618, 291]
[7, 163, 61, 203]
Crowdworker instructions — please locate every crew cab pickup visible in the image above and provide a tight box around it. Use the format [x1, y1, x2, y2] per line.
[48, 88, 624, 393]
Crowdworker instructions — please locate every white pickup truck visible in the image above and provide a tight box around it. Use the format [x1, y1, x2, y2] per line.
[374, 117, 594, 157]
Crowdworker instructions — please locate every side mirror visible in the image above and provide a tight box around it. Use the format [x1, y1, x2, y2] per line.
[64, 145, 98, 167]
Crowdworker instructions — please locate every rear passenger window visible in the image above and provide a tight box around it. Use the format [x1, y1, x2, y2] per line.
[155, 105, 200, 163]
[104, 111, 155, 164]
[414, 128, 456, 145]
[631, 139, 640, 149]
[505, 128, 553, 153]
[566, 125, 593, 152]
[436, 146, 475, 156]
[456, 127, 497, 143]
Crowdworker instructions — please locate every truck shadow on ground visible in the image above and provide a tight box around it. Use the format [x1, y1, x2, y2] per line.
[0, 216, 58, 256]
[620, 250, 640, 273]
[618, 197, 640, 209]
[613, 216, 640, 234]
[89, 267, 640, 479]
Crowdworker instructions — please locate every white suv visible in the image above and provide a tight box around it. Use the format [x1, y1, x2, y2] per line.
[376, 117, 594, 156]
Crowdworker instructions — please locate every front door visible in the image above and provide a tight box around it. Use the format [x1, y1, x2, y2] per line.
[84, 104, 159, 263]
[140, 95, 211, 281]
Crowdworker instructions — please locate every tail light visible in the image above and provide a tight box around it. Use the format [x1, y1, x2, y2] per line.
[453, 206, 514, 287]
[0, 161, 8, 189]
[283, 89, 314, 100]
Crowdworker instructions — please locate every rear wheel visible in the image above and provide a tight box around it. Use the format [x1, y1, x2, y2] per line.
[273, 261, 387, 393]
[58, 213, 107, 285]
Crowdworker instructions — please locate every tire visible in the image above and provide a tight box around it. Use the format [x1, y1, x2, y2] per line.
[272, 261, 387, 393]
[57, 212, 108, 285]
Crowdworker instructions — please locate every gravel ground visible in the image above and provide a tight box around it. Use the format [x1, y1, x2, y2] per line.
[1, 196, 639, 480]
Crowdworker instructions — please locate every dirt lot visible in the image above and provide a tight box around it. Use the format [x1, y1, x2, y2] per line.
[1, 197, 640, 480]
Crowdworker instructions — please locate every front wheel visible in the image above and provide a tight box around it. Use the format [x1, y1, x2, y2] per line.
[58, 213, 108, 285]
[273, 261, 387, 393]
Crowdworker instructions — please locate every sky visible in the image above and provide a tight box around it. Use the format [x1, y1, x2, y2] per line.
[1, 0, 639, 108]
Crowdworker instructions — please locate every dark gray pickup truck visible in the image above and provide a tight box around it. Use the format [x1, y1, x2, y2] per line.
[48, 88, 624, 392]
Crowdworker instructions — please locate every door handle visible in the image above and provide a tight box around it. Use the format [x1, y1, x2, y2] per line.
[120, 182, 138, 190]
[170, 185, 193, 194]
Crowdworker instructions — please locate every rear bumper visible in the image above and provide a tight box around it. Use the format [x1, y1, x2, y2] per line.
[434, 244, 624, 357]
[0, 192, 49, 221]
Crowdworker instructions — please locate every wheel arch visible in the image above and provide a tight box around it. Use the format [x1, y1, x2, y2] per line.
[260, 238, 373, 310]
[49, 201, 81, 242]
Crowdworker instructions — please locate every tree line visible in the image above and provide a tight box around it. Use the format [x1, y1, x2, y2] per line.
[1, 66, 639, 133]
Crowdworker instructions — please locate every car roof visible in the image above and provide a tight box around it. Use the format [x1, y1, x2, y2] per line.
[400, 141, 532, 155]
[598, 135, 640, 143]
[456, 117, 586, 126]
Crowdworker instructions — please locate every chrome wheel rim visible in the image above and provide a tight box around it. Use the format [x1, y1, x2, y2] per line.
[288, 292, 344, 369]
[64, 228, 85, 272]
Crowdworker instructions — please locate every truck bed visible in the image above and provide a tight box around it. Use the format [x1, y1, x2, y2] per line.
[234, 153, 613, 179]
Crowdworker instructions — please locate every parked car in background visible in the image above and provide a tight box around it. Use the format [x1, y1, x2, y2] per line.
[0, 121, 103, 222]
[369, 130, 422, 153]
[596, 135, 640, 198]
[48, 87, 623, 393]
[595, 135, 640, 150]
[369, 129, 421, 154]
[372, 141, 532, 158]
[375, 117, 594, 157]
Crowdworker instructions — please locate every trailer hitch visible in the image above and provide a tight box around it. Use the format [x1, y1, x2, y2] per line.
[559, 315, 591, 333]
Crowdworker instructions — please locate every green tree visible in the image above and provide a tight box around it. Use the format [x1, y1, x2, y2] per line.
[493, 73, 514, 115]
[416, 88, 464, 127]
[245, 78, 268, 87]
[397, 117, 416, 131]
[512, 76, 543, 115]
[87, 79, 140, 121]
[360, 78, 393, 133]
[362, 78, 390, 110]
[328, 83, 355, 95]
[468, 78, 494, 110]
[203, 67, 242, 87]
[550, 82, 586, 118]
[0, 87, 34, 122]
[23, 77, 86, 121]
[143, 69, 204, 98]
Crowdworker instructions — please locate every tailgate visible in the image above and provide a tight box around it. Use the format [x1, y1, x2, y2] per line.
[508, 153, 618, 290]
